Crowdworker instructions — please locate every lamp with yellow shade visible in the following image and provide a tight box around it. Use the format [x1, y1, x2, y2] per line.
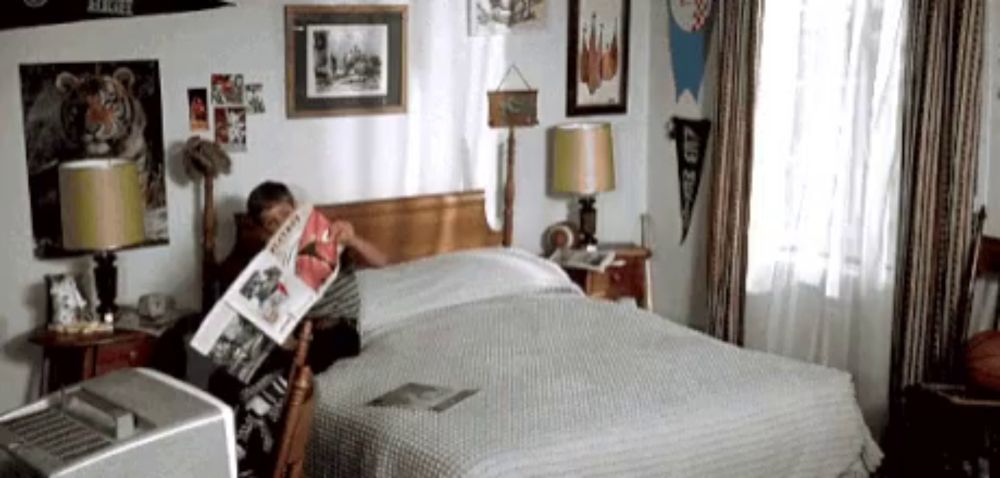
[59, 159, 146, 323]
[552, 122, 616, 247]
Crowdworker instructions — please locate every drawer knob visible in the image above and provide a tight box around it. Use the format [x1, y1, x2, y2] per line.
[129, 350, 138, 361]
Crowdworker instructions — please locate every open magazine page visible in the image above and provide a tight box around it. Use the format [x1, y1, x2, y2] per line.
[368, 383, 479, 413]
[191, 205, 343, 382]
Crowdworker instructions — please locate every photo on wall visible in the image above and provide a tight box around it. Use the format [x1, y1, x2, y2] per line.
[214, 106, 247, 153]
[468, 0, 546, 36]
[188, 88, 209, 131]
[285, 4, 408, 118]
[246, 83, 265, 114]
[307, 24, 388, 98]
[211, 73, 244, 106]
[566, 0, 630, 116]
[19, 60, 169, 258]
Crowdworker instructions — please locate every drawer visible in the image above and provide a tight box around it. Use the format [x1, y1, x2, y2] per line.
[95, 338, 153, 376]
[601, 259, 645, 302]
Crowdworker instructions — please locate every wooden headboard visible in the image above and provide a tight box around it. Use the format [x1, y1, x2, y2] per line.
[316, 190, 503, 264]
[216, 190, 503, 292]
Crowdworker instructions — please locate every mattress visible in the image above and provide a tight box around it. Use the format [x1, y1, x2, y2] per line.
[304, 269, 881, 477]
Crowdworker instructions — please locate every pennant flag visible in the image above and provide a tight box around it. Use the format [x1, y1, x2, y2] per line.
[4, 0, 233, 31]
[668, 0, 713, 102]
[671, 117, 711, 243]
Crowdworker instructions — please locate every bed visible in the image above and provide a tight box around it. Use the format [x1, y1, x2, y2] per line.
[217, 190, 882, 477]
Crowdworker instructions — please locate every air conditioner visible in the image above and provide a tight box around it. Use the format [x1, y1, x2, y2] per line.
[0, 368, 236, 478]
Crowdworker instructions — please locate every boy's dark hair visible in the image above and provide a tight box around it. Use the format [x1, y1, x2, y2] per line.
[247, 181, 295, 224]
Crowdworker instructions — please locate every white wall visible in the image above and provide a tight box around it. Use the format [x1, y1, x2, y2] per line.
[645, 1, 715, 330]
[0, 0, 652, 410]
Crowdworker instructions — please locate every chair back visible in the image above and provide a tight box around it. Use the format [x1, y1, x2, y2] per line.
[272, 321, 316, 478]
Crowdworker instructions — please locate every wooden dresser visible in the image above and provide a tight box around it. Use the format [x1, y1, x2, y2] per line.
[563, 243, 651, 309]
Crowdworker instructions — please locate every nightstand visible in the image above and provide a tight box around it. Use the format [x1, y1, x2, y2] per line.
[29, 307, 194, 394]
[30, 329, 155, 394]
[901, 383, 1000, 477]
[563, 243, 651, 309]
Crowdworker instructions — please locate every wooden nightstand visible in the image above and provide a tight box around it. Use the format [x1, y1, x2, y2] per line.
[30, 329, 155, 394]
[902, 383, 1000, 476]
[563, 243, 651, 309]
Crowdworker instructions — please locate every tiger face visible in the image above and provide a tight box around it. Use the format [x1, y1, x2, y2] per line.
[56, 67, 144, 157]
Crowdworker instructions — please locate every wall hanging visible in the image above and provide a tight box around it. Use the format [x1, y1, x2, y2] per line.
[4, 0, 232, 31]
[19, 60, 169, 258]
[285, 4, 408, 118]
[670, 116, 711, 243]
[488, 64, 539, 247]
[668, 0, 713, 103]
[468, 0, 546, 36]
[567, 0, 630, 116]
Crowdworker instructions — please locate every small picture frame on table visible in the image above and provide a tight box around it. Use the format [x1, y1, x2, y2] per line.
[44, 273, 90, 331]
[566, 0, 631, 116]
[285, 4, 408, 118]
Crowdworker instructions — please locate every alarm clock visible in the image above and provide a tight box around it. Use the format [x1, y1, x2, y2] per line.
[138, 293, 174, 319]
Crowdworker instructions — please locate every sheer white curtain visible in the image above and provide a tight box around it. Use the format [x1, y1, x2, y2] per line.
[746, 0, 905, 435]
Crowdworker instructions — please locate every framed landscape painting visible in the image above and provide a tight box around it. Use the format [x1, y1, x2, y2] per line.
[285, 5, 408, 118]
[567, 0, 630, 116]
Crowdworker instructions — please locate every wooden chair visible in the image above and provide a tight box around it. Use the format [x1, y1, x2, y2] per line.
[271, 320, 316, 478]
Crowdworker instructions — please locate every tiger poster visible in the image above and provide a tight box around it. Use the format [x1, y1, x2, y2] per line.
[19, 60, 168, 258]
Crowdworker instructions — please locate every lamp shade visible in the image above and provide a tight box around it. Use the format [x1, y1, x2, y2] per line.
[59, 159, 145, 251]
[552, 122, 616, 195]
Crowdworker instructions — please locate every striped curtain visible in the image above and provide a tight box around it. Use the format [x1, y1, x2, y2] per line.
[890, 0, 985, 402]
[706, 0, 763, 345]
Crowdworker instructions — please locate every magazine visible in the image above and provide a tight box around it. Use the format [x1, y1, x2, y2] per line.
[368, 383, 479, 413]
[190, 205, 341, 382]
[548, 247, 617, 272]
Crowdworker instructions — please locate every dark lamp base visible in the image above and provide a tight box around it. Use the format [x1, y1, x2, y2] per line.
[93, 251, 118, 322]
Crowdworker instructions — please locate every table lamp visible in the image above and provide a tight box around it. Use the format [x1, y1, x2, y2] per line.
[59, 159, 146, 323]
[552, 122, 616, 247]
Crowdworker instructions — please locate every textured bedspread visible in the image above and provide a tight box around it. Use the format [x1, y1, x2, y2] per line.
[304, 294, 881, 477]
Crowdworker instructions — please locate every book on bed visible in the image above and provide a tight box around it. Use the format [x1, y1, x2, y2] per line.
[190, 205, 341, 382]
[368, 383, 479, 412]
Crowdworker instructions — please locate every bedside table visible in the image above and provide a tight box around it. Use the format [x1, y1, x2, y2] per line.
[30, 328, 155, 395]
[902, 383, 1000, 477]
[563, 243, 651, 309]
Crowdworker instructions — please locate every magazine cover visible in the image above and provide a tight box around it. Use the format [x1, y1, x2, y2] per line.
[368, 383, 479, 413]
[191, 205, 341, 381]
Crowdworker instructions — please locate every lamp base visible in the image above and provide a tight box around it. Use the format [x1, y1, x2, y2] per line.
[578, 196, 598, 247]
[93, 251, 118, 323]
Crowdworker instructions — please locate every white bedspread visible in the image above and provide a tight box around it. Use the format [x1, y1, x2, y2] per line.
[305, 293, 881, 477]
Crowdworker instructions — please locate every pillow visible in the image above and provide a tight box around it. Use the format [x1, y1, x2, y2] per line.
[356, 247, 581, 339]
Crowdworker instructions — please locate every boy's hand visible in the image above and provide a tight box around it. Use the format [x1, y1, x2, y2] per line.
[329, 220, 356, 246]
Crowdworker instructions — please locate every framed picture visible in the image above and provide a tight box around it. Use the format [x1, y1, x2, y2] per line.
[566, 0, 630, 116]
[45, 273, 89, 328]
[468, 0, 546, 36]
[285, 5, 408, 118]
[19, 60, 169, 258]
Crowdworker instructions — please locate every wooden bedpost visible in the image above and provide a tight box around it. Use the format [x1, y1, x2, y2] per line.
[503, 127, 515, 247]
[202, 175, 217, 313]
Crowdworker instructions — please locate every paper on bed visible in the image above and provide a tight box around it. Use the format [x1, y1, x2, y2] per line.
[191, 205, 341, 380]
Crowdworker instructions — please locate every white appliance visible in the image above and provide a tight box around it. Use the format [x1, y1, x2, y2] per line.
[0, 368, 236, 478]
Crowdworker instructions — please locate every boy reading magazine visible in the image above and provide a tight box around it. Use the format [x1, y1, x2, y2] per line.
[207, 181, 387, 477]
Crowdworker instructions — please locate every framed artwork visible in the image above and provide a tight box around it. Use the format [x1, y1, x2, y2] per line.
[468, 0, 546, 36]
[566, 0, 630, 116]
[285, 5, 408, 118]
[19, 60, 169, 258]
